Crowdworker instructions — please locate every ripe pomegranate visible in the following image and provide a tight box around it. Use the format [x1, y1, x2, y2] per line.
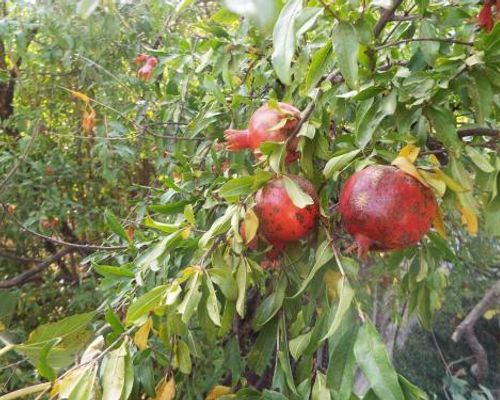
[254, 175, 319, 256]
[339, 165, 438, 259]
[138, 57, 158, 81]
[224, 103, 301, 163]
[134, 53, 149, 65]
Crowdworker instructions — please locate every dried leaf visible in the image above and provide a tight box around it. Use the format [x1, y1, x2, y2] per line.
[391, 156, 429, 187]
[206, 385, 232, 400]
[398, 144, 420, 163]
[243, 208, 259, 244]
[432, 207, 447, 239]
[71, 90, 90, 104]
[155, 376, 176, 400]
[133, 317, 152, 351]
[458, 203, 478, 235]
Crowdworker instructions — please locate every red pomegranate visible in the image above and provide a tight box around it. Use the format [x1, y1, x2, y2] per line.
[339, 165, 437, 259]
[224, 103, 301, 163]
[138, 57, 158, 81]
[254, 175, 319, 256]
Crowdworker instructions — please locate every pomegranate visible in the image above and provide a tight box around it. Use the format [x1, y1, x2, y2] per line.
[134, 53, 149, 65]
[138, 57, 158, 81]
[339, 165, 438, 259]
[224, 103, 301, 163]
[254, 175, 319, 255]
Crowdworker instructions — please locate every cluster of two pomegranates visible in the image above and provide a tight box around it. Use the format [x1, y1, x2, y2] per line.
[224, 102, 438, 263]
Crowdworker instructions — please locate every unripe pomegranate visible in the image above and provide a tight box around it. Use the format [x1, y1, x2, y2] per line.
[255, 175, 319, 250]
[224, 103, 301, 163]
[339, 165, 438, 259]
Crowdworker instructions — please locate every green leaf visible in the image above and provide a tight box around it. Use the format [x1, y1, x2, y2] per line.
[305, 41, 333, 94]
[210, 267, 238, 301]
[149, 201, 191, 214]
[144, 215, 181, 233]
[205, 276, 221, 327]
[178, 272, 202, 324]
[126, 285, 168, 326]
[332, 21, 359, 89]
[236, 259, 247, 318]
[93, 264, 135, 279]
[282, 175, 314, 208]
[419, 20, 439, 65]
[76, 0, 99, 19]
[16, 312, 94, 369]
[470, 71, 493, 124]
[219, 176, 255, 200]
[253, 274, 288, 329]
[289, 331, 312, 360]
[271, 0, 303, 85]
[290, 240, 333, 299]
[105, 308, 125, 334]
[184, 204, 196, 225]
[465, 146, 494, 173]
[104, 209, 128, 242]
[247, 319, 279, 375]
[355, 99, 385, 149]
[101, 342, 127, 400]
[0, 289, 19, 329]
[425, 106, 460, 150]
[354, 320, 405, 400]
[36, 338, 59, 381]
[312, 372, 330, 400]
[177, 339, 192, 374]
[326, 316, 357, 399]
[66, 365, 98, 400]
[321, 278, 354, 341]
[199, 206, 237, 248]
[399, 375, 429, 400]
[324, 150, 361, 179]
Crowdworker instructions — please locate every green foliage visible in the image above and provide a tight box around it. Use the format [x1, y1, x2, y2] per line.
[0, 0, 499, 399]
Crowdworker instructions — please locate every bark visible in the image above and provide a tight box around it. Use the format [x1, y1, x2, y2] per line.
[451, 280, 500, 381]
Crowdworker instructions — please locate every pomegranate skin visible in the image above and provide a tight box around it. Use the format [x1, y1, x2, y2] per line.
[255, 175, 319, 244]
[224, 102, 301, 160]
[339, 165, 437, 258]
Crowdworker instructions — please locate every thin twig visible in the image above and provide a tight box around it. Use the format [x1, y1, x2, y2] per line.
[1, 204, 127, 251]
[375, 37, 473, 50]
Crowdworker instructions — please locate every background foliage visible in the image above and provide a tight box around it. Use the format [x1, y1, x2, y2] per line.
[0, 0, 499, 399]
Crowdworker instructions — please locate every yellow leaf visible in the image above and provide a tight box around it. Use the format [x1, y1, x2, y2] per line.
[458, 203, 478, 235]
[0, 322, 5, 332]
[155, 376, 176, 400]
[391, 156, 429, 187]
[133, 317, 152, 351]
[70, 90, 90, 104]
[427, 154, 441, 167]
[243, 208, 259, 245]
[181, 227, 191, 240]
[483, 309, 498, 320]
[432, 168, 465, 192]
[398, 144, 420, 163]
[206, 385, 232, 400]
[419, 170, 446, 197]
[323, 270, 342, 299]
[432, 207, 447, 239]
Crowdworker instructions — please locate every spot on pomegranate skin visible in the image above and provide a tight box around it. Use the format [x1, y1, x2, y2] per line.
[255, 175, 319, 246]
[339, 165, 438, 259]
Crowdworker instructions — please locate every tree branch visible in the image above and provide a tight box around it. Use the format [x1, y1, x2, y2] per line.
[0, 249, 42, 263]
[373, 0, 404, 39]
[458, 127, 500, 139]
[451, 280, 500, 381]
[0, 247, 74, 289]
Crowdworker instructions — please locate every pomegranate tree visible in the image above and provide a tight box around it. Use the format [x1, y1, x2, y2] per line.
[254, 175, 319, 259]
[224, 102, 301, 163]
[339, 165, 437, 259]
